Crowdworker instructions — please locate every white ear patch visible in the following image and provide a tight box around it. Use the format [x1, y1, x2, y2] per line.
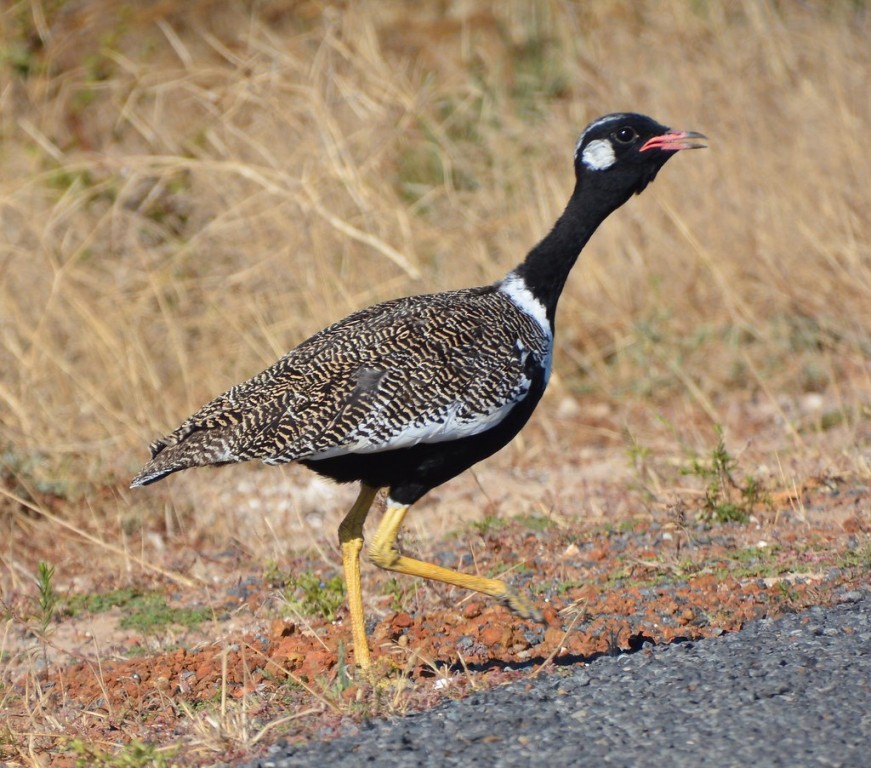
[581, 138, 616, 171]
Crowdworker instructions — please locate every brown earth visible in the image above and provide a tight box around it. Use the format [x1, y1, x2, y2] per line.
[2, 436, 869, 765]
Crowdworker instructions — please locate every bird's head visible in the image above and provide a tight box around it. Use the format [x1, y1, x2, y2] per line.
[574, 112, 706, 201]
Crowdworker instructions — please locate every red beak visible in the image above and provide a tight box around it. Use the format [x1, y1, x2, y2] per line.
[640, 130, 707, 152]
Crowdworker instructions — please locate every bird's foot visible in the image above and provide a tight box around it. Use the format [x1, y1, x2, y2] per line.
[497, 587, 544, 623]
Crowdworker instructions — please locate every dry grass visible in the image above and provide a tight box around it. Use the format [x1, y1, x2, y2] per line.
[0, 0, 869, 763]
[1, 0, 868, 491]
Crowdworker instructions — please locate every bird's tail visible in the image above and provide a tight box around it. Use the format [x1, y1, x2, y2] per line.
[130, 438, 185, 487]
[130, 457, 183, 487]
[130, 431, 232, 488]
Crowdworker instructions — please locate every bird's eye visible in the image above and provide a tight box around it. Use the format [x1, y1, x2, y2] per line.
[613, 127, 638, 144]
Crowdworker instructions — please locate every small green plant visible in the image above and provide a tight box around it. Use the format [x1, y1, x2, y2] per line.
[34, 561, 59, 671]
[836, 542, 871, 571]
[725, 545, 785, 579]
[119, 594, 210, 634]
[36, 561, 59, 637]
[470, 515, 506, 536]
[332, 641, 352, 695]
[67, 588, 210, 634]
[775, 580, 801, 605]
[382, 577, 412, 612]
[514, 514, 554, 532]
[66, 587, 141, 615]
[681, 426, 768, 523]
[555, 579, 586, 595]
[263, 559, 286, 588]
[66, 737, 177, 768]
[626, 431, 652, 474]
[283, 571, 346, 622]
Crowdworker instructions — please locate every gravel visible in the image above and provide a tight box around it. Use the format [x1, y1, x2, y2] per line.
[242, 590, 870, 767]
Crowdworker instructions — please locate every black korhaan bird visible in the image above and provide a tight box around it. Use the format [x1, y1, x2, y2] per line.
[131, 113, 705, 670]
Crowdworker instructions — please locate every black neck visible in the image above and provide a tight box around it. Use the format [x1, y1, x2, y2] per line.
[513, 178, 630, 325]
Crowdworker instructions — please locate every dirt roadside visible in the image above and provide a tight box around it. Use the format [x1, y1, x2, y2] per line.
[2, 399, 868, 766]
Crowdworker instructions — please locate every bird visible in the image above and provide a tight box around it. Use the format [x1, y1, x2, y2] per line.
[131, 112, 705, 671]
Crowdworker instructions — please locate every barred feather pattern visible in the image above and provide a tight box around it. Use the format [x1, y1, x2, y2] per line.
[131, 280, 552, 486]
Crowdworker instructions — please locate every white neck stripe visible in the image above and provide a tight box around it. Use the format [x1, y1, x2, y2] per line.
[498, 273, 552, 337]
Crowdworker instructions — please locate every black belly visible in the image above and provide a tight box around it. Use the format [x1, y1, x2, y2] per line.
[301, 373, 546, 506]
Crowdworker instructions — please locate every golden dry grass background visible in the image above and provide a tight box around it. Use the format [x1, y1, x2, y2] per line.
[1, 0, 869, 547]
[0, 1, 869, 762]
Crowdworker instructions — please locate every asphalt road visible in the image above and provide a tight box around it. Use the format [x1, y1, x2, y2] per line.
[242, 588, 870, 767]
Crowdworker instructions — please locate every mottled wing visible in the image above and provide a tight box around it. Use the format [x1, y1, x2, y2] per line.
[149, 286, 550, 467]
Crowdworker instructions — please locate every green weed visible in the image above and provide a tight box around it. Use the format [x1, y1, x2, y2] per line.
[282, 571, 346, 622]
[65, 737, 177, 768]
[36, 561, 59, 637]
[66, 587, 141, 615]
[33, 561, 59, 671]
[263, 560, 286, 588]
[118, 595, 211, 634]
[555, 579, 586, 595]
[513, 514, 554, 532]
[775, 580, 801, 604]
[66, 588, 210, 634]
[681, 426, 768, 523]
[470, 515, 507, 536]
[836, 542, 871, 571]
[382, 577, 413, 613]
[266, 564, 346, 621]
[626, 432, 652, 474]
[724, 546, 787, 579]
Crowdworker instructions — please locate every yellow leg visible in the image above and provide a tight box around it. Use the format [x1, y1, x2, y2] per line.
[338, 483, 379, 671]
[369, 501, 542, 622]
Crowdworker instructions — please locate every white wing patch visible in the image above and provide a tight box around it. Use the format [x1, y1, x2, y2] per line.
[306, 387, 530, 459]
[581, 138, 616, 171]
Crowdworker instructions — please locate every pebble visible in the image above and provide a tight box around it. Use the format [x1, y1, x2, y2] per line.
[837, 590, 863, 603]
